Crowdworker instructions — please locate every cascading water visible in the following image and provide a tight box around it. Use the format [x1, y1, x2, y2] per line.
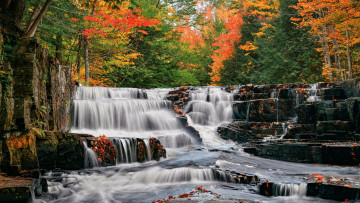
[272, 183, 307, 197]
[143, 139, 152, 161]
[71, 86, 194, 148]
[184, 87, 235, 145]
[307, 83, 320, 102]
[184, 87, 233, 126]
[34, 86, 358, 203]
[82, 140, 100, 168]
[246, 102, 251, 122]
[110, 138, 138, 163]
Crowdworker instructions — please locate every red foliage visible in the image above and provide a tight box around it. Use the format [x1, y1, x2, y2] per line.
[92, 135, 116, 166]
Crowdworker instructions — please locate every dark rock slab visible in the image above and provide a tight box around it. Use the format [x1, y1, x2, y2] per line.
[316, 121, 354, 140]
[296, 104, 316, 124]
[284, 124, 316, 139]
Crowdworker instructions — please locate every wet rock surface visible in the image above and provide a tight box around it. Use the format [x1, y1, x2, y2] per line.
[220, 81, 360, 167]
[150, 137, 167, 161]
[0, 38, 74, 132]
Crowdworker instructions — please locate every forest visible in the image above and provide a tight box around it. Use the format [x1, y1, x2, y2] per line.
[1, 0, 360, 87]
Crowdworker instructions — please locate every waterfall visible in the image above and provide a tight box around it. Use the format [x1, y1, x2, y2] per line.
[307, 83, 320, 102]
[270, 89, 278, 99]
[82, 141, 100, 168]
[270, 89, 279, 122]
[296, 93, 300, 107]
[184, 87, 233, 126]
[246, 102, 251, 122]
[279, 122, 288, 139]
[144, 88, 174, 100]
[143, 139, 152, 161]
[72, 87, 195, 144]
[72, 99, 181, 131]
[110, 138, 138, 163]
[127, 167, 234, 184]
[272, 183, 307, 197]
[75, 86, 146, 100]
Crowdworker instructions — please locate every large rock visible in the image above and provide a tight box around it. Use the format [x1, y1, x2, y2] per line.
[316, 121, 354, 140]
[321, 88, 346, 100]
[218, 121, 286, 143]
[2, 38, 74, 131]
[53, 132, 85, 170]
[36, 132, 58, 170]
[296, 104, 316, 124]
[254, 143, 323, 163]
[0, 175, 47, 203]
[284, 124, 316, 139]
[340, 78, 360, 97]
[1, 131, 39, 176]
[137, 139, 147, 162]
[233, 99, 292, 122]
[0, 62, 14, 131]
[345, 97, 360, 133]
[150, 137, 166, 160]
[321, 144, 360, 165]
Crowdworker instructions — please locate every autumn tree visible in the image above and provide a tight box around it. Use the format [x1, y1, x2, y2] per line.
[293, 0, 360, 81]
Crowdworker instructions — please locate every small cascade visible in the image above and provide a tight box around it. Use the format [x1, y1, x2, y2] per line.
[184, 87, 233, 126]
[110, 138, 138, 163]
[143, 139, 152, 161]
[279, 122, 288, 139]
[307, 83, 320, 102]
[72, 99, 181, 131]
[295, 93, 300, 107]
[144, 88, 174, 100]
[71, 86, 194, 147]
[272, 183, 307, 197]
[82, 140, 100, 168]
[270, 89, 280, 122]
[75, 86, 145, 100]
[126, 167, 234, 184]
[246, 102, 251, 122]
[270, 89, 278, 99]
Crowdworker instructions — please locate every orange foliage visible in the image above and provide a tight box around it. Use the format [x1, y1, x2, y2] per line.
[209, 7, 244, 84]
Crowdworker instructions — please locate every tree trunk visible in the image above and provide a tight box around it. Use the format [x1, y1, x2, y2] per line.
[22, 0, 52, 38]
[24, 1, 42, 35]
[84, 35, 90, 84]
[0, 0, 12, 11]
[76, 35, 82, 76]
[83, 0, 97, 84]
[322, 26, 333, 82]
[346, 27, 352, 79]
[331, 34, 344, 81]
[1, 0, 27, 32]
[318, 33, 330, 79]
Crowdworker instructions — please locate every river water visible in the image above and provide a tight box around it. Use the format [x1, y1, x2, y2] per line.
[37, 86, 359, 203]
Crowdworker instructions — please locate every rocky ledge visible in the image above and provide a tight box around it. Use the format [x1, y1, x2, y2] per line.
[0, 130, 167, 202]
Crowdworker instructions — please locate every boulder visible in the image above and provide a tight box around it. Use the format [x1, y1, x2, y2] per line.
[345, 97, 360, 133]
[150, 137, 166, 160]
[137, 139, 146, 162]
[284, 124, 316, 139]
[54, 132, 84, 170]
[321, 144, 360, 165]
[316, 121, 354, 140]
[1, 131, 39, 176]
[36, 131, 58, 170]
[321, 88, 346, 100]
[233, 99, 291, 122]
[296, 104, 316, 124]
[259, 182, 273, 196]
